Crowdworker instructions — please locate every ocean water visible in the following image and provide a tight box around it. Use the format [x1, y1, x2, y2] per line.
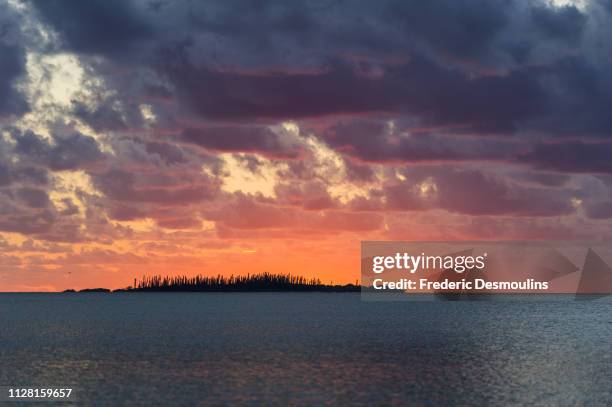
[1, 293, 611, 406]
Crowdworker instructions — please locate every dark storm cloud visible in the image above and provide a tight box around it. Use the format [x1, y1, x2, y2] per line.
[92, 168, 217, 205]
[529, 56, 612, 137]
[0, 164, 10, 186]
[144, 141, 187, 166]
[0, 209, 55, 234]
[164, 60, 402, 121]
[384, 0, 509, 59]
[0, 44, 28, 117]
[584, 200, 612, 219]
[344, 159, 377, 183]
[180, 126, 304, 159]
[72, 100, 145, 133]
[519, 141, 612, 173]
[14, 131, 105, 171]
[509, 171, 571, 187]
[321, 119, 522, 163]
[28, 0, 154, 57]
[16, 187, 50, 208]
[320, 111, 612, 173]
[0, 3, 28, 117]
[376, 168, 576, 217]
[0, 146, 49, 189]
[15, 0, 610, 148]
[531, 4, 587, 43]
[0, 190, 55, 234]
[28, 0, 601, 137]
[5, 0, 611, 240]
[429, 168, 575, 216]
[164, 54, 547, 132]
[600, 0, 612, 13]
[13, 167, 49, 186]
[0, 129, 87, 232]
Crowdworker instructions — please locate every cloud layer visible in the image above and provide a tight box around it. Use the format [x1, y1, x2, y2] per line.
[1, 0, 612, 290]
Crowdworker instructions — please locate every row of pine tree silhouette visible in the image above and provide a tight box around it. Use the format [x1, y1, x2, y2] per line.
[129, 272, 360, 292]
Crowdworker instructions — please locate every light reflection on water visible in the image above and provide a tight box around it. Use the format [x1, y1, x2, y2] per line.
[1, 293, 611, 406]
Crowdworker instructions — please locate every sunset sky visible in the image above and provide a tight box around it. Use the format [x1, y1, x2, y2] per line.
[1, 0, 612, 291]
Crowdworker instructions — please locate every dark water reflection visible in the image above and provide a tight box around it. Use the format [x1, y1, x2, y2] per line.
[1, 293, 611, 406]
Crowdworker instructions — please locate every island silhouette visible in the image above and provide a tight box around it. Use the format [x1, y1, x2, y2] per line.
[65, 272, 361, 293]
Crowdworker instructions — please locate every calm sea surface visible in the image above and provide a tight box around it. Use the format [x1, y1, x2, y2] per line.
[1, 293, 611, 406]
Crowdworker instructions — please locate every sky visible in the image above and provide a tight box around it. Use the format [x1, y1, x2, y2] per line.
[1, 0, 612, 291]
